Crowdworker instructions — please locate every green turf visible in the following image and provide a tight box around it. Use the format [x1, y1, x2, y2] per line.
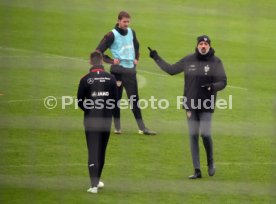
[0, 0, 275, 203]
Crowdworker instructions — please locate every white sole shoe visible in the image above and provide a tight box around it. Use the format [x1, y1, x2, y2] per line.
[97, 181, 104, 188]
[87, 187, 98, 194]
[114, 129, 121, 134]
[138, 130, 144, 134]
[138, 128, 157, 135]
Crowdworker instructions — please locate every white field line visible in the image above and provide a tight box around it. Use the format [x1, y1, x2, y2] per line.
[1, 162, 275, 168]
[0, 56, 79, 59]
[0, 46, 86, 62]
[0, 163, 112, 168]
[1, 96, 75, 103]
[0, 46, 248, 90]
[0, 174, 274, 196]
[217, 162, 276, 166]
[137, 74, 147, 88]
[227, 85, 248, 91]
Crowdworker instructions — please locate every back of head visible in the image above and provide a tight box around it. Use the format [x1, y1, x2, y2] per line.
[90, 51, 103, 66]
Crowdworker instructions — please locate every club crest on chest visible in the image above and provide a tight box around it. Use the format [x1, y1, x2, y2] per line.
[204, 65, 210, 75]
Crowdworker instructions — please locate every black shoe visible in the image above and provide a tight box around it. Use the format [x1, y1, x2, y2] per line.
[189, 170, 202, 179]
[138, 128, 157, 135]
[208, 165, 216, 176]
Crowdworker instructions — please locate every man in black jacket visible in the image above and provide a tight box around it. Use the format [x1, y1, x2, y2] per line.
[77, 51, 117, 193]
[96, 11, 156, 135]
[149, 35, 227, 179]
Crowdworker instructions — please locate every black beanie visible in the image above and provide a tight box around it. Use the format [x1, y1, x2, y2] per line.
[197, 35, 211, 45]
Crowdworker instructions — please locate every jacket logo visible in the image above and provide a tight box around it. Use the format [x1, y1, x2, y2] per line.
[92, 91, 109, 97]
[94, 77, 111, 83]
[87, 78, 94, 84]
[188, 65, 196, 71]
[204, 65, 210, 75]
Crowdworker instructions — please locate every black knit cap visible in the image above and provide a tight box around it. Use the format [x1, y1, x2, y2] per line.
[197, 35, 211, 45]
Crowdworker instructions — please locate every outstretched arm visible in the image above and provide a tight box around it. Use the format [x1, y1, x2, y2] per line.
[148, 47, 184, 75]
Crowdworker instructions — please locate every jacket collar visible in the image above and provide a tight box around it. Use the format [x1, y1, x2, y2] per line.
[89, 65, 105, 72]
[195, 47, 215, 60]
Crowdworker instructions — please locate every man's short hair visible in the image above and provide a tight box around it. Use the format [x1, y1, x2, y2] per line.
[90, 51, 103, 65]
[118, 11, 131, 20]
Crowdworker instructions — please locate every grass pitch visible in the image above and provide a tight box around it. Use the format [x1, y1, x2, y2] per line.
[0, 0, 275, 203]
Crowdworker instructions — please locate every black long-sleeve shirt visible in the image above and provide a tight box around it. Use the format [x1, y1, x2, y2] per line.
[96, 24, 140, 64]
[153, 48, 227, 112]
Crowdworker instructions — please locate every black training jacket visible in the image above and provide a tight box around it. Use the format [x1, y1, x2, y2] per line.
[153, 48, 227, 112]
[77, 65, 117, 119]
